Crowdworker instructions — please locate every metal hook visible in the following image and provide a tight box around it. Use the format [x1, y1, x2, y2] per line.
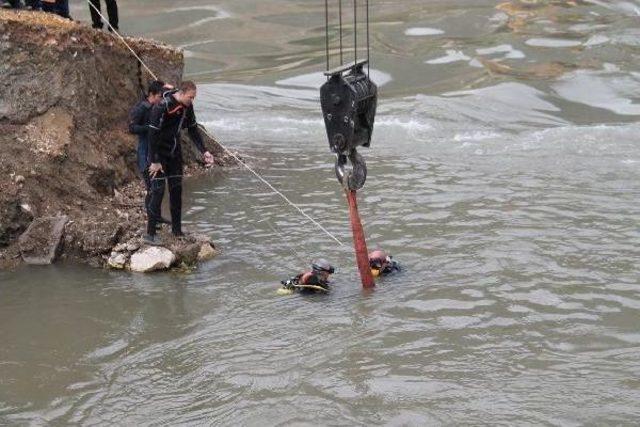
[335, 148, 367, 191]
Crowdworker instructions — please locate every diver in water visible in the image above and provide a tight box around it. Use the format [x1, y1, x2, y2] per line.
[279, 259, 335, 294]
[369, 250, 400, 277]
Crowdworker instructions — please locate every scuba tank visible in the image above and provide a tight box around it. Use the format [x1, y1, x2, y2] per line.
[277, 272, 331, 295]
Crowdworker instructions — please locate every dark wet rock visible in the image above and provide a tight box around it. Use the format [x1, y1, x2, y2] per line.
[83, 225, 124, 256]
[0, 198, 34, 247]
[170, 241, 201, 266]
[18, 215, 68, 265]
[197, 243, 217, 262]
[87, 168, 116, 196]
[66, 219, 124, 257]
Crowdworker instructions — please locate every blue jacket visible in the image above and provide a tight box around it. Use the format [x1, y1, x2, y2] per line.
[128, 100, 153, 173]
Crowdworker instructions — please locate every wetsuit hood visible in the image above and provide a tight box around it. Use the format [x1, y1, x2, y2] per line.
[311, 258, 335, 274]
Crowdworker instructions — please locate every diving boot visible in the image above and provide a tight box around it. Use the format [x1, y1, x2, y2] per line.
[143, 234, 162, 246]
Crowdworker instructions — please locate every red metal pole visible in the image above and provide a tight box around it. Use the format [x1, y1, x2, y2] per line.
[345, 189, 375, 288]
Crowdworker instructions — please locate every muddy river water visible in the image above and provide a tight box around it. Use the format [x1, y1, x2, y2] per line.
[1, 0, 640, 425]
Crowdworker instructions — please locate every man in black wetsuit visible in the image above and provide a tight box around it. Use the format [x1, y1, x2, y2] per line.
[146, 81, 214, 244]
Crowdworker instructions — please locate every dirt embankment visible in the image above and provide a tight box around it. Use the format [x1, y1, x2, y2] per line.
[0, 10, 230, 269]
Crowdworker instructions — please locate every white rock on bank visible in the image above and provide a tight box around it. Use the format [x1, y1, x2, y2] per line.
[107, 252, 128, 269]
[129, 246, 176, 273]
[20, 203, 32, 214]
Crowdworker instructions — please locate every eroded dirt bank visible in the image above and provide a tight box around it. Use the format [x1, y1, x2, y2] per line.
[0, 10, 231, 270]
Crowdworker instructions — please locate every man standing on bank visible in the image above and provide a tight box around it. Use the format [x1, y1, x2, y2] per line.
[88, 0, 118, 31]
[128, 79, 165, 213]
[146, 81, 215, 244]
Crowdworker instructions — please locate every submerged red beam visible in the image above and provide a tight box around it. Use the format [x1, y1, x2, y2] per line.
[345, 189, 375, 289]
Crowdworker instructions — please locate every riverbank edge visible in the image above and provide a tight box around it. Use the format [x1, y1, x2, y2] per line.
[0, 9, 233, 271]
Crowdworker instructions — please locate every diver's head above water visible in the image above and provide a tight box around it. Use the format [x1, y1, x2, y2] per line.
[369, 249, 390, 267]
[311, 258, 335, 282]
[369, 250, 399, 277]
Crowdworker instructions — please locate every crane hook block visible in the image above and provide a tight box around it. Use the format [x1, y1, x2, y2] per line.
[320, 60, 378, 158]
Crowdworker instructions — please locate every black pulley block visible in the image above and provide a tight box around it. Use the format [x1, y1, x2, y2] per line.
[320, 60, 377, 154]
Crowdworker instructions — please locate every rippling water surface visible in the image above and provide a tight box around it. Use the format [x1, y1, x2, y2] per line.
[2, 0, 640, 425]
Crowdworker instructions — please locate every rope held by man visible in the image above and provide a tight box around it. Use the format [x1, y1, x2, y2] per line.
[86, 0, 346, 247]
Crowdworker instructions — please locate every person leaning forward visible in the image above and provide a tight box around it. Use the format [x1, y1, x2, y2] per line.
[145, 81, 214, 244]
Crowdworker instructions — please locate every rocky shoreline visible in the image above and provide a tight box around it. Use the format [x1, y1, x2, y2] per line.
[0, 9, 232, 271]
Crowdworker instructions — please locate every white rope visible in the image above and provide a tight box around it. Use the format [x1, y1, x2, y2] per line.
[200, 128, 345, 247]
[257, 218, 308, 266]
[86, 1, 158, 80]
[86, 2, 346, 247]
